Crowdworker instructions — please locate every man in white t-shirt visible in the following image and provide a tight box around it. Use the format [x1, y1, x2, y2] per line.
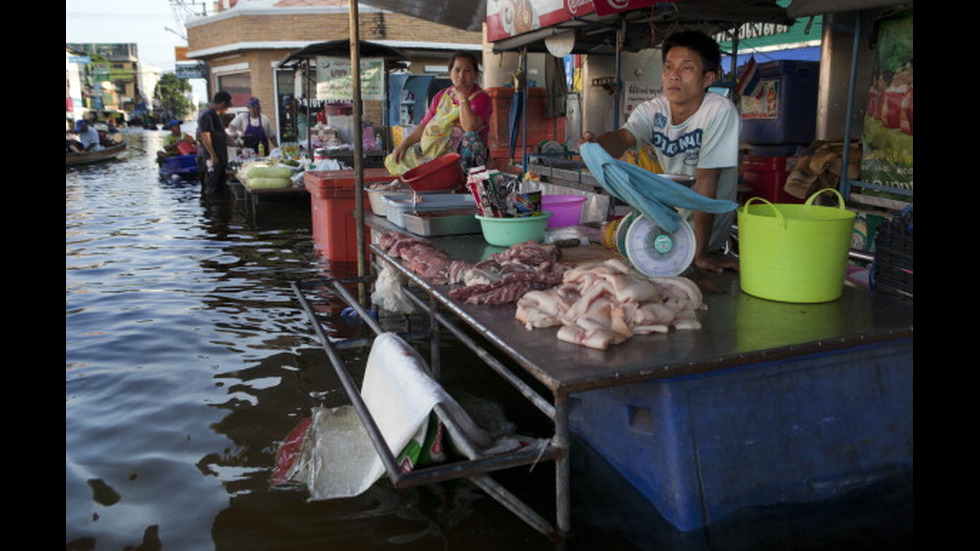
[586, 30, 740, 273]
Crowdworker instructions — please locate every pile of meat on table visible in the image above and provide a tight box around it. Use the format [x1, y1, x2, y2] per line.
[375, 231, 705, 350]
[377, 232, 568, 305]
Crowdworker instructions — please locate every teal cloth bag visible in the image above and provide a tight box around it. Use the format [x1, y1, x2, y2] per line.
[579, 142, 738, 233]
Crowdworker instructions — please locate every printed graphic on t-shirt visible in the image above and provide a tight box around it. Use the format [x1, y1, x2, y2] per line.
[650, 111, 702, 167]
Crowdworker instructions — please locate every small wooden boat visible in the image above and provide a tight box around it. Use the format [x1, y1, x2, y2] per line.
[66, 141, 128, 167]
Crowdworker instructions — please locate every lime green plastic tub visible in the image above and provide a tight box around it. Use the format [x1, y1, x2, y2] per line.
[476, 211, 552, 247]
[737, 189, 855, 303]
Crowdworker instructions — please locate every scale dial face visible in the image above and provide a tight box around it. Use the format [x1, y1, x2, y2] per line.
[623, 214, 696, 277]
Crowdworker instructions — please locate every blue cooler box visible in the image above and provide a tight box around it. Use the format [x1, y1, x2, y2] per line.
[740, 61, 819, 145]
[568, 338, 913, 531]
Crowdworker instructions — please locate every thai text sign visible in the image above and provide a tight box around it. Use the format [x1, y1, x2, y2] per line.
[315, 56, 384, 101]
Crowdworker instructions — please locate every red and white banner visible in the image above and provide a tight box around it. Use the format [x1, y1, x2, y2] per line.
[487, 0, 596, 42]
[487, 0, 673, 42]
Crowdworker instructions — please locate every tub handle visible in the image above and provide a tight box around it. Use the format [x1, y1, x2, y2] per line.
[804, 188, 846, 208]
[741, 196, 786, 229]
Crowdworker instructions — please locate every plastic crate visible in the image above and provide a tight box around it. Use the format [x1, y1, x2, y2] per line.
[740, 155, 802, 204]
[872, 206, 913, 299]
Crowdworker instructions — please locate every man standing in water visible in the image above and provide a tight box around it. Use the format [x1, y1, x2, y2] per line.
[197, 91, 233, 194]
[584, 30, 740, 273]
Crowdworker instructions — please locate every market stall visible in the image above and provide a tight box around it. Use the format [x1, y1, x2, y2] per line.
[278, 39, 409, 167]
[282, 0, 912, 541]
[290, 212, 911, 535]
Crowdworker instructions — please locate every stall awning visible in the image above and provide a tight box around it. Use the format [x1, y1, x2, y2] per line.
[360, 0, 486, 32]
[488, 1, 796, 54]
[361, 1, 795, 53]
[280, 39, 409, 68]
[786, 0, 912, 17]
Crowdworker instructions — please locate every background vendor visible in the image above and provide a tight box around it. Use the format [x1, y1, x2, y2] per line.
[386, 51, 492, 175]
[227, 97, 278, 156]
[158, 120, 197, 159]
[583, 30, 739, 273]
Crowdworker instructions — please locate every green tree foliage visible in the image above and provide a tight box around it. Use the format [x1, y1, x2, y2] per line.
[154, 73, 194, 120]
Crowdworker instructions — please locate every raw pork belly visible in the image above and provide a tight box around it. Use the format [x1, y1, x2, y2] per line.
[515, 258, 704, 350]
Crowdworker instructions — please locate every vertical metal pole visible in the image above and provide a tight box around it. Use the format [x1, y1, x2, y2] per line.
[730, 31, 740, 102]
[349, 2, 368, 303]
[305, 59, 312, 153]
[520, 48, 529, 170]
[839, 10, 863, 200]
[613, 17, 623, 127]
[429, 294, 441, 381]
[554, 394, 571, 537]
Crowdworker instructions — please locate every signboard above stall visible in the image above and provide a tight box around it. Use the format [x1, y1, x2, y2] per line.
[315, 56, 386, 102]
[487, 0, 670, 42]
[487, 0, 593, 43]
[487, 0, 793, 54]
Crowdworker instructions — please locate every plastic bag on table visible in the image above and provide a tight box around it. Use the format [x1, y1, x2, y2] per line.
[371, 263, 418, 314]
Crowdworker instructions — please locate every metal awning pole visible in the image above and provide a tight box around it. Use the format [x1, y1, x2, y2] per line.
[613, 16, 624, 126]
[305, 58, 313, 154]
[839, 9, 863, 201]
[521, 47, 529, 170]
[350, 2, 368, 304]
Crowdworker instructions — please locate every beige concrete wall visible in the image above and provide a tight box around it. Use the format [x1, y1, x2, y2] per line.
[188, 9, 484, 138]
[188, 12, 482, 53]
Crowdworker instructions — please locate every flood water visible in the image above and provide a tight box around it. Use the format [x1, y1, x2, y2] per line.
[67, 128, 911, 551]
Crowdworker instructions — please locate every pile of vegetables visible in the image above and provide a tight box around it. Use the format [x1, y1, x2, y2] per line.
[237, 160, 295, 190]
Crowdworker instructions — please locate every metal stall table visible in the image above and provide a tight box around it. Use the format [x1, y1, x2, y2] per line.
[296, 225, 913, 537]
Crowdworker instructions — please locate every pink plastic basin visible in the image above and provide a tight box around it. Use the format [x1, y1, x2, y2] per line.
[541, 195, 586, 228]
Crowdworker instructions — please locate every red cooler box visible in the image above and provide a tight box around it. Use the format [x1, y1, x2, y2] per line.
[304, 168, 394, 261]
[741, 156, 802, 204]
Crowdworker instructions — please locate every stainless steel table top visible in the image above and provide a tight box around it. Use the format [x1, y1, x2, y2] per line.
[369, 224, 914, 397]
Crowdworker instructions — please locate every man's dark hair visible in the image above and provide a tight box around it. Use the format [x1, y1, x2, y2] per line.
[447, 50, 481, 73]
[213, 91, 232, 105]
[662, 30, 722, 74]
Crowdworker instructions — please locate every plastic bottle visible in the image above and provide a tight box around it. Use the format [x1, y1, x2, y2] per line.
[258, 142, 265, 157]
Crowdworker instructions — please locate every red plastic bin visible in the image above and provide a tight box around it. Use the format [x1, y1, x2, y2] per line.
[304, 169, 394, 262]
[740, 156, 802, 204]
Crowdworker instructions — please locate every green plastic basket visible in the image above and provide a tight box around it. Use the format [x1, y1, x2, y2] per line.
[737, 188, 856, 303]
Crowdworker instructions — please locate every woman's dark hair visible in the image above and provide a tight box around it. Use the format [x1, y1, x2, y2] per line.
[661, 30, 722, 74]
[447, 50, 481, 73]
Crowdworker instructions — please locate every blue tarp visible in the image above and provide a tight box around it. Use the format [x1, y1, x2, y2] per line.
[724, 46, 822, 72]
